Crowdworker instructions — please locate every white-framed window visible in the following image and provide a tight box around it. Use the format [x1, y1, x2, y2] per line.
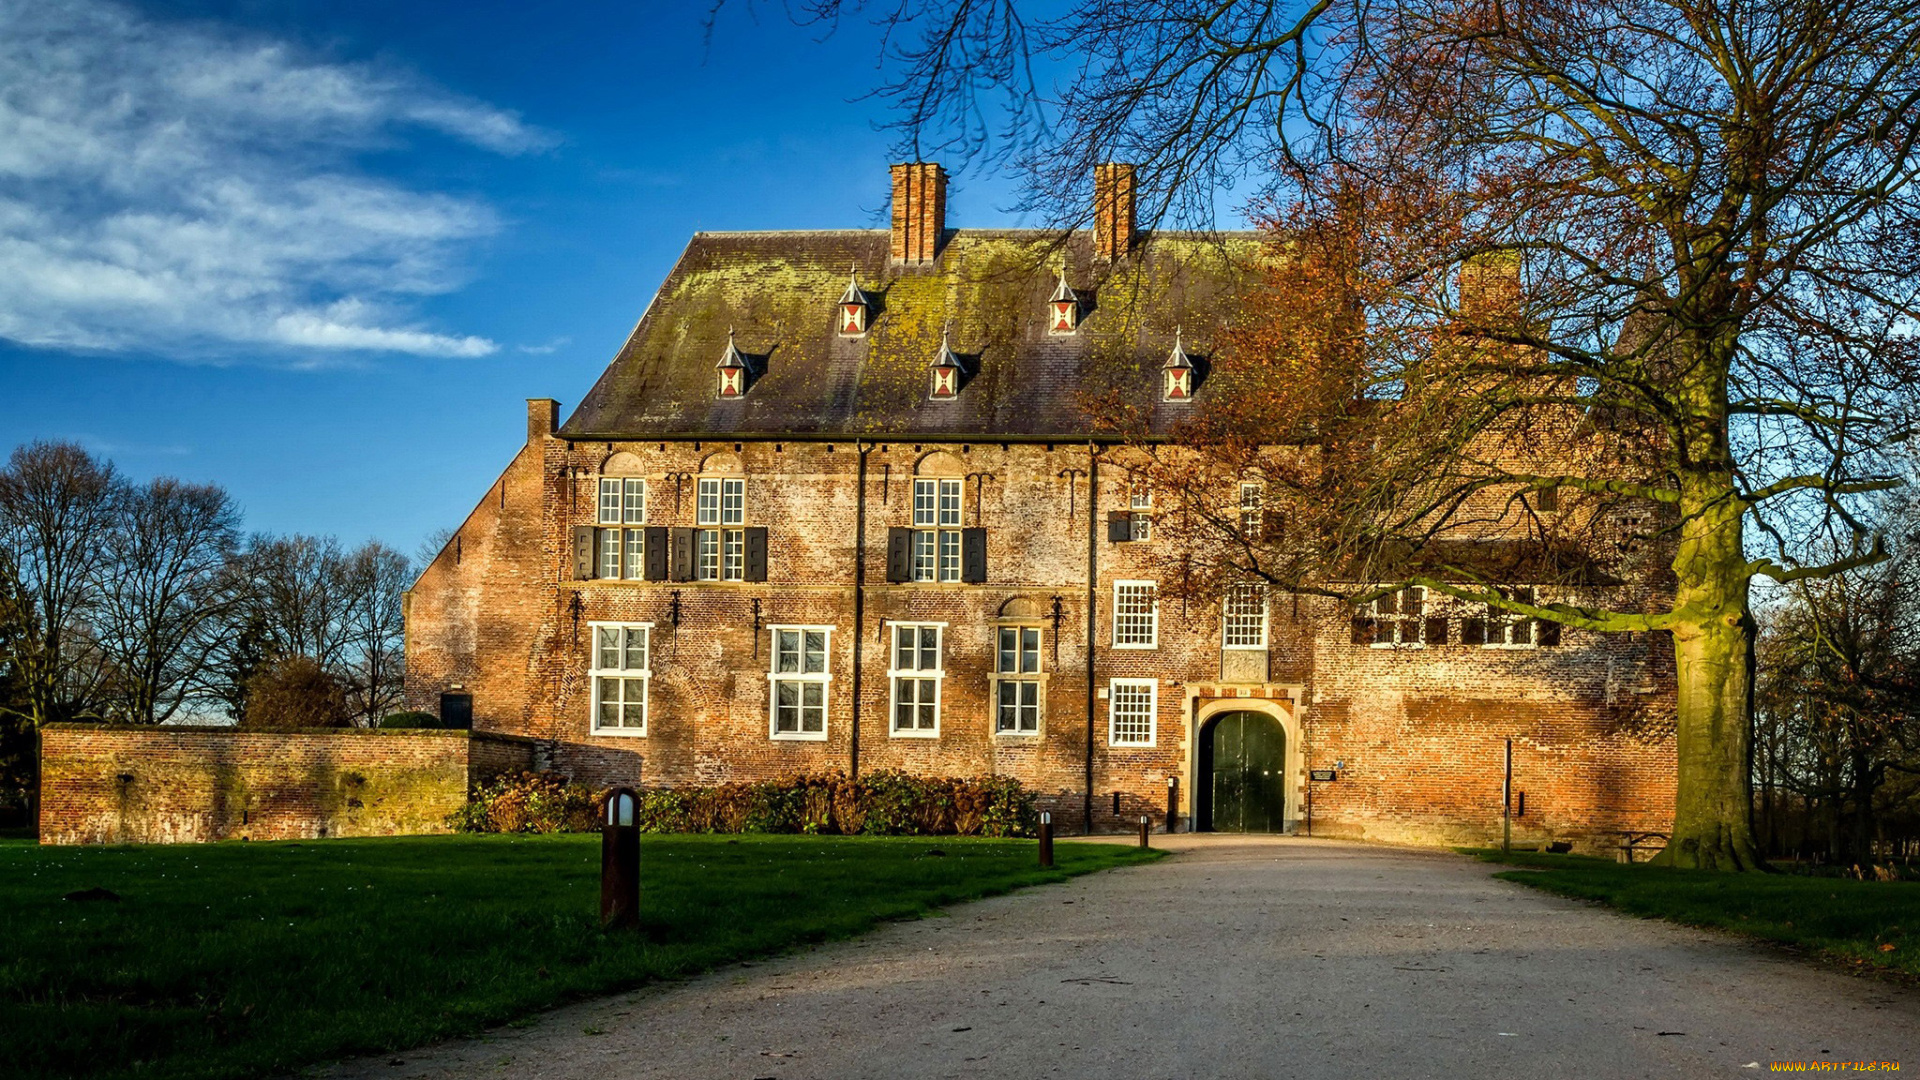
[597, 528, 622, 579]
[912, 477, 964, 582]
[1108, 678, 1157, 747]
[599, 477, 646, 526]
[888, 623, 944, 736]
[1128, 483, 1153, 541]
[1113, 580, 1159, 648]
[1240, 481, 1265, 538]
[1222, 583, 1268, 649]
[590, 623, 651, 735]
[1365, 586, 1428, 648]
[768, 625, 831, 739]
[994, 624, 1043, 734]
[696, 477, 746, 581]
[623, 529, 645, 580]
[1486, 587, 1538, 648]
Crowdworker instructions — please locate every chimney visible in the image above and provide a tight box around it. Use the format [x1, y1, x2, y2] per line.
[890, 162, 947, 264]
[527, 398, 557, 445]
[1094, 163, 1136, 262]
[1459, 255, 1522, 324]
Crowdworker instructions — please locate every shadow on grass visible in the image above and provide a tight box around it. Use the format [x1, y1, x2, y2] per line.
[2, 833, 1161, 1080]
[1468, 848, 1920, 981]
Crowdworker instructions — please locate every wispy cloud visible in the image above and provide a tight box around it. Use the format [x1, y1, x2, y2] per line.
[0, 1, 554, 362]
[517, 337, 572, 355]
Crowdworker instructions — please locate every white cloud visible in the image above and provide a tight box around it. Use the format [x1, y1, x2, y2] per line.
[0, 0, 553, 362]
[518, 337, 572, 355]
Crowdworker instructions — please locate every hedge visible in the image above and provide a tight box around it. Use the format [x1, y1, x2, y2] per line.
[450, 770, 1036, 837]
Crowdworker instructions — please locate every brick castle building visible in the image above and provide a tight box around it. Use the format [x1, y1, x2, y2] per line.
[402, 161, 1677, 845]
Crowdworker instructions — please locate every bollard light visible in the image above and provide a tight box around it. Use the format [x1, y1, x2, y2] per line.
[601, 787, 640, 929]
[1166, 775, 1179, 834]
[1138, 814, 1150, 849]
[1038, 810, 1054, 869]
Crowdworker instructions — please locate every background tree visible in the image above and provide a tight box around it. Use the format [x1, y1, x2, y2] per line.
[339, 541, 410, 726]
[775, 0, 1920, 869]
[240, 655, 353, 731]
[96, 478, 243, 724]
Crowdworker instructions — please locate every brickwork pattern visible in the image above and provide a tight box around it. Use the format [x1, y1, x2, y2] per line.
[38, 726, 533, 845]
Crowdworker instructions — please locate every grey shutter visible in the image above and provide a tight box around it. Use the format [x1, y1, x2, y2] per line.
[670, 528, 695, 581]
[886, 527, 912, 583]
[744, 527, 768, 582]
[1538, 620, 1562, 646]
[1425, 617, 1449, 645]
[1108, 511, 1132, 543]
[644, 527, 668, 580]
[1262, 509, 1287, 541]
[1461, 617, 1487, 646]
[1350, 617, 1374, 645]
[961, 528, 987, 583]
[572, 526, 596, 580]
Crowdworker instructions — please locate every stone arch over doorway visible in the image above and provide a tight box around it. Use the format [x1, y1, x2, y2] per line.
[1193, 698, 1301, 832]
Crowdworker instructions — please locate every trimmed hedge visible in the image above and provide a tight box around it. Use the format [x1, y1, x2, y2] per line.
[378, 711, 443, 729]
[450, 770, 1036, 837]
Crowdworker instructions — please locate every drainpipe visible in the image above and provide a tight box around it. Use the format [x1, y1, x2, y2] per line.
[851, 441, 869, 780]
[1085, 444, 1099, 835]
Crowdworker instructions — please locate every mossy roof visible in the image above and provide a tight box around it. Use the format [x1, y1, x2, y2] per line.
[560, 229, 1264, 441]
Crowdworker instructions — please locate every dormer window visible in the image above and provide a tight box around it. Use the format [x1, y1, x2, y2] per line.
[717, 329, 755, 398]
[929, 327, 966, 400]
[1163, 328, 1195, 401]
[838, 273, 870, 336]
[1048, 271, 1081, 334]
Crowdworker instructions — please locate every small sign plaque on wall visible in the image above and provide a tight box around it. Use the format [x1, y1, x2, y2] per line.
[1309, 769, 1338, 782]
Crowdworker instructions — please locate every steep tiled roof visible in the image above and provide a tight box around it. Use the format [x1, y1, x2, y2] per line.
[560, 229, 1262, 440]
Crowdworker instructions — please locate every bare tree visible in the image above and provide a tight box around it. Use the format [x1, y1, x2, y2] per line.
[340, 541, 410, 726]
[235, 534, 355, 670]
[789, 0, 1920, 869]
[95, 478, 242, 724]
[0, 442, 120, 732]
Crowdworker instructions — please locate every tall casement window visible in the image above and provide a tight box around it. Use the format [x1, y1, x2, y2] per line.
[912, 477, 963, 582]
[1352, 586, 1441, 647]
[1113, 580, 1159, 648]
[1128, 484, 1153, 541]
[1461, 587, 1561, 648]
[1222, 583, 1268, 649]
[768, 626, 831, 740]
[590, 623, 650, 735]
[994, 625, 1043, 734]
[696, 477, 747, 581]
[592, 477, 647, 579]
[1108, 678, 1157, 747]
[888, 623, 944, 737]
[1240, 482, 1265, 539]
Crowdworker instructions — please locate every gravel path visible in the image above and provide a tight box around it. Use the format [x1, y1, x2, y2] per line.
[319, 837, 1920, 1079]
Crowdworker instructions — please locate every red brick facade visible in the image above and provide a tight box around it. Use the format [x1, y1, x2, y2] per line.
[404, 407, 1676, 849]
[38, 726, 532, 844]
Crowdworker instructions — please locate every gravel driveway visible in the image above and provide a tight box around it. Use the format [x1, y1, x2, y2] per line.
[319, 836, 1920, 1079]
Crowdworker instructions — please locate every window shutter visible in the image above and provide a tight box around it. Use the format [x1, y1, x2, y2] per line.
[572, 526, 596, 580]
[1261, 509, 1286, 541]
[1538, 620, 1562, 647]
[1425, 617, 1449, 645]
[644, 527, 669, 580]
[1461, 617, 1487, 646]
[670, 528, 695, 581]
[961, 528, 987, 583]
[886, 527, 912, 583]
[1108, 511, 1132, 543]
[1350, 617, 1375, 645]
[744, 527, 768, 582]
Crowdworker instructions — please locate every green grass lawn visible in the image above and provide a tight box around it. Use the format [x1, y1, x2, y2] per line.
[1473, 849, 1920, 979]
[1, 833, 1159, 1080]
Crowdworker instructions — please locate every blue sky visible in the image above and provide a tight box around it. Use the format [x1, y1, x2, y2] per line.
[0, 0, 1119, 558]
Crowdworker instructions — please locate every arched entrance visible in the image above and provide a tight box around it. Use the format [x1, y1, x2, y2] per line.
[1200, 710, 1289, 832]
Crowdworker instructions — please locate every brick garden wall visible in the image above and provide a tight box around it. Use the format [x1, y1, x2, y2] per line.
[37, 726, 534, 845]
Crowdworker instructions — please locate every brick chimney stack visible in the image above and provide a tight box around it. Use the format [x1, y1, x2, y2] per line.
[527, 398, 557, 445]
[890, 162, 947, 264]
[1094, 163, 1136, 262]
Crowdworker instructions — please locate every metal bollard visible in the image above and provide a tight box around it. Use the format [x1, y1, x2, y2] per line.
[601, 787, 640, 929]
[1038, 811, 1054, 868]
[1166, 775, 1179, 834]
[1138, 815, 1150, 848]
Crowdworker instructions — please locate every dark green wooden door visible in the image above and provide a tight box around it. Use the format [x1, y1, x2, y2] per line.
[1208, 711, 1288, 832]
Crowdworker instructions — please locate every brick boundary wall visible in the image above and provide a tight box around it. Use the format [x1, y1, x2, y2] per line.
[37, 726, 535, 845]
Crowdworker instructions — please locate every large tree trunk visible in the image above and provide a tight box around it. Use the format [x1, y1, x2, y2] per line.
[1655, 482, 1767, 871]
